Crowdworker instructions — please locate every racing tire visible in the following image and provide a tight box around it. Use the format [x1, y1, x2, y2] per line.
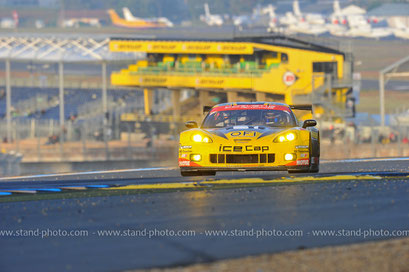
[287, 168, 309, 174]
[309, 162, 319, 173]
[309, 132, 320, 173]
[181, 171, 216, 177]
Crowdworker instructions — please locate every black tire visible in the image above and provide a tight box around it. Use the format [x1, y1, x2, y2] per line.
[181, 171, 216, 177]
[309, 163, 319, 173]
[309, 132, 320, 173]
[201, 171, 216, 176]
[288, 168, 309, 174]
[180, 171, 197, 177]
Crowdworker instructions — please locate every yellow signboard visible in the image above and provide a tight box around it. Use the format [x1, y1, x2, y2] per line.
[109, 40, 254, 55]
[111, 73, 255, 90]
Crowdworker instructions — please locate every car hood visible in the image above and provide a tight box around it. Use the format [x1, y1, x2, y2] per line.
[203, 125, 289, 141]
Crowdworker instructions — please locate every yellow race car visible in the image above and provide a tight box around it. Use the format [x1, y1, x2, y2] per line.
[179, 102, 320, 176]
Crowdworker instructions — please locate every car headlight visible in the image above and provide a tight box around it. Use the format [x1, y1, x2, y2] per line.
[274, 132, 297, 143]
[284, 153, 296, 161]
[192, 134, 212, 143]
[190, 154, 202, 162]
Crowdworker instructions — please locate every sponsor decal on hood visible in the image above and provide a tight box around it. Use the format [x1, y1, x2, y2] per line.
[205, 126, 286, 140]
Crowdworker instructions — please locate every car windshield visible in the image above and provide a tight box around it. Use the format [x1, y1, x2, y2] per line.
[202, 109, 296, 128]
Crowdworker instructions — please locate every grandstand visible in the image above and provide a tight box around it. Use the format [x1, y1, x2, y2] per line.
[109, 35, 355, 123]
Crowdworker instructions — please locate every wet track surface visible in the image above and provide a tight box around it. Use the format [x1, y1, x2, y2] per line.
[1, 158, 409, 272]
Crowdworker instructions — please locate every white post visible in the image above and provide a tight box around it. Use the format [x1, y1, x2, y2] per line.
[102, 61, 110, 160]
[102, 61, 108, 117]
[59, 61, 65, 156]
[5, 59, 11, 142]
[379, 73, 385, 127]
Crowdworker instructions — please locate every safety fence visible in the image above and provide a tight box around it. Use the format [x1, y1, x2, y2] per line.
[1, 112, 409, 166]
[319, 118, 409, 159]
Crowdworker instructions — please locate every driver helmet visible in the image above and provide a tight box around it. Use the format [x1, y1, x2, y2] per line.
[265, 111, 283, 124]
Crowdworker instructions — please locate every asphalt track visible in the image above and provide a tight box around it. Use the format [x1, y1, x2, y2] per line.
[1, 158, 409, 272]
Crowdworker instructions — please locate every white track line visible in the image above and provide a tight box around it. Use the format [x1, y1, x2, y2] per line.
[2, 157, 409, 181]
[0, 167, 177, 181]
[322, 157, 409, 163]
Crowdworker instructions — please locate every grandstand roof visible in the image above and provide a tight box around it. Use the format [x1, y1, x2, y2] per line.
[0, 33, 145, 63]
[110, 34, 345, 56]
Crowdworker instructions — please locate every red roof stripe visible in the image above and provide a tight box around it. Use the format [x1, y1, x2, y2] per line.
[211, 104, 290, 112]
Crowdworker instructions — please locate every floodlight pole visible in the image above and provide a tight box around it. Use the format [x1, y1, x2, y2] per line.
[102, 61, 108, 116]
[379, 72, 385, 127]
[59, 60, 65, 155]
[102, 61, 110, 160]
[5, 59, 12, 143]
[378, 55, 409, 128]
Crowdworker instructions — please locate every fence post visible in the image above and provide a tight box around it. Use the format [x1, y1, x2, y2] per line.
[104, 114, 110, 161]
[343, 125, 348, 158]
[371, 126, 376, 158]
[127, 123, 132, 160]
[49, 119, 53, 136]
[14, 121, 19, 153]
[58, 60, 64, 160]
[0, 153, 6, 176]
[13, 153, 23, 176]
[30, 119, 35, 138]
[397, 122, 402, 157]
[66, 121, 72, 142]
[6, 153, 12, 176]
[37, 132, 42, 162]
[6, 59, 12, 143]
[115, 112, 120, 139]
[81, 124, 87, 160]
[102, 61, 110, 161]
[406, 127, 409, 156]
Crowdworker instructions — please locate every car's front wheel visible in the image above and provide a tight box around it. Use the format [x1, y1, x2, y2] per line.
[309, 133, 320, 173]
[288, 168, 310, 174]
[309, 159, 319, 173]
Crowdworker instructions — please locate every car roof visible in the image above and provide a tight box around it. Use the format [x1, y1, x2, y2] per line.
[209, 102, 292, 113]
[214, 102, 289, 107]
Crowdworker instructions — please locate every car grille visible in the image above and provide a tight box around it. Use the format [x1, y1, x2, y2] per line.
[210, 154, 275, 164]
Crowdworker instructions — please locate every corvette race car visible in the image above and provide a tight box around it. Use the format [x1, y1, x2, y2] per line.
[178, 102, 320, 176]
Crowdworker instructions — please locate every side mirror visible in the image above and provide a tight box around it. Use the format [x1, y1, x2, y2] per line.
[302, 119, 317, 129]
[203, 106, 212, 114]
[185, 121, 198, 129]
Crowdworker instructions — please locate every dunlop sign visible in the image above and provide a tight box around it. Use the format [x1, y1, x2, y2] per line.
[110, 40, 254, 55]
